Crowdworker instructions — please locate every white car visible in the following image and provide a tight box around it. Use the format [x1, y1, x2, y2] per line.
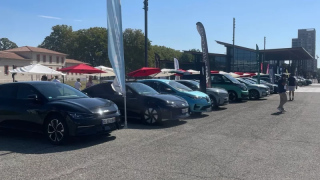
[236, 78, 269, 100]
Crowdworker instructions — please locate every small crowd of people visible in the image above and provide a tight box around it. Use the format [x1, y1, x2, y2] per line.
[40, 75, 94, 91]
[277, 73, 298, 113]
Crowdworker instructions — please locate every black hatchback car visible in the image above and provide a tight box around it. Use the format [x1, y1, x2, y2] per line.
[0, 82, 121, 145]
[82, 82, 190, 125]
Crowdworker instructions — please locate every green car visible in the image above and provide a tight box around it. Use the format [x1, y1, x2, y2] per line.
[182, 73, 249, 102]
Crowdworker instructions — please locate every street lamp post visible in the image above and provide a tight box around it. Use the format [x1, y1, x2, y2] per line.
[143, 0, 148, 67]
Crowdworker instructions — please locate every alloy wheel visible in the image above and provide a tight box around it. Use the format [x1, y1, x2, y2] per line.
[249, 90, 259, 100]
[228, 91, 237, 102]
[144, 108, 159, 124]
[47, 119, 65, 143]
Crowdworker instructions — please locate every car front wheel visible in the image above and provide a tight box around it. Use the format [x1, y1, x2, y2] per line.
[228, 91, 237, 102]
[142, 107, 161, 125]
[249, 90, 259, 100]
[45, 116, 68, 145]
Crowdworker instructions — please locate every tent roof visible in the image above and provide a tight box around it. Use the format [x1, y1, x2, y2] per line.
[9, 64, 65, 75]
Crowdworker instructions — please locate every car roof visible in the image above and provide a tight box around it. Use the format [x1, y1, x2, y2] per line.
[0, 81, 60, 86]
[139, 79, 171, 83]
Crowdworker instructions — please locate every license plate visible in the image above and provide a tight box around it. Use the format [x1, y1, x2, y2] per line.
[102, 117, 116, 124]
[181, 108, 188, 113]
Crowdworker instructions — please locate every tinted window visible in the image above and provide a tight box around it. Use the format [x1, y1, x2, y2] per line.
[224, 74, 240, 83]
[128, 83, 158, 95]
[33, 83, 88, 100]
[167, 81, 192, 92]
[0, 84, 17, 99]
[142, 81, 158, 90]
[92, 83, 115, 95]
[17, 84, 38, 99]
[211, 75, 223, 83]
[159, 83, 174, 93]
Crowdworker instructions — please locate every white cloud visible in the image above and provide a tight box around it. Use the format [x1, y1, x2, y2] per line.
[38, 15, 61, 20]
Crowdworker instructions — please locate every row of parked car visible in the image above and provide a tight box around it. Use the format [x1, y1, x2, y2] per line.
[0, 73, 281, 145]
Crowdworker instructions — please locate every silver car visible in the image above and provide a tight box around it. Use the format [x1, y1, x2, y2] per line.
[237, 78, 269, 100]
[176, 80, 229, 108]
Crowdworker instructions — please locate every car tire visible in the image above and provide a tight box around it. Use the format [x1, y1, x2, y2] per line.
[44, 115, 69, 145]
[210, 95, 218, 109]
[141, 107, 161, 125]
[228, 91, 237, 102]
[249, 90, 259, 100]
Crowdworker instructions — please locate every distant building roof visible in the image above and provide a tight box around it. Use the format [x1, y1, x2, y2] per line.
[0, 51, 31, 60]
[216, 40, 314, 61]
[4, 46, 67, 55]
[65, 59, 89, 64]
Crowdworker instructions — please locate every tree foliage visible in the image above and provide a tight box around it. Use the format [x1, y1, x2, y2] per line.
[0, 38, 18, 50]
[39, 25, 197, 73]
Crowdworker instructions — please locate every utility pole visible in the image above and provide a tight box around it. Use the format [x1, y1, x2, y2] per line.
[143, 0, 148, 67]
[232, 18, 235, 72]
[263, 36, 266, 73]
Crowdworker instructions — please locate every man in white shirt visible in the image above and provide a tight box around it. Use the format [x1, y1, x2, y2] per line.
[74, 78, 82, 90]
[52, 76, 61, 83]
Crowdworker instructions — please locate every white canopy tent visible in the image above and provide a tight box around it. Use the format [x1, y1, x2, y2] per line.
[9, 64, 65, 75]
[187, 69, 200, 74]
[94, 66, 115, 77]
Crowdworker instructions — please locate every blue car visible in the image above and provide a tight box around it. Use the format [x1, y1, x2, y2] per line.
[139, 79, 211, 114]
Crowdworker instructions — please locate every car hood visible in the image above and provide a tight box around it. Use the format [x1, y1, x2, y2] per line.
[149, 94, 186, 102]
[183, 90, 208, 98]
[206, 87, 228, 94]
[52, 98, 117, 113]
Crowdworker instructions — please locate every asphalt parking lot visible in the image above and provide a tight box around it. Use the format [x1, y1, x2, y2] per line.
[1, 85, 320, 180]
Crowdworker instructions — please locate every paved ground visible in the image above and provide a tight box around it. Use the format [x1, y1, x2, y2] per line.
[1, 84, 320, 180]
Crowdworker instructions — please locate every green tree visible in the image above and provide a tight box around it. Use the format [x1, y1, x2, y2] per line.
[123, 28, 151, 73]
[39, 25, 75, 54]
[72, 27, 109, 67]
[0, 38, 18, 50]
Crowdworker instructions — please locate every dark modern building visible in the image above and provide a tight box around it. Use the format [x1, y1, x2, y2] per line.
[292, 28, 317, 75]
[160, 40, 314, 77]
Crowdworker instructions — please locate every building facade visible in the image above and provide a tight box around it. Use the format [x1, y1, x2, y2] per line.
[292, 28, 317, 74]
[0, 46, 86, 83]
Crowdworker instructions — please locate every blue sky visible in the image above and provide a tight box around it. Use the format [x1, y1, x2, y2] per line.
[1, 0, 319, 67]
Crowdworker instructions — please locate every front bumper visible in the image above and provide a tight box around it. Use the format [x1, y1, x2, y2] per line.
[261, 90, 268, 97]
[189, 98, 212, 112]
[67, 113, 121, 136]
[161, 107, 190, 120]
[217, 94, 229, 106]
[241, 91, 249, 99]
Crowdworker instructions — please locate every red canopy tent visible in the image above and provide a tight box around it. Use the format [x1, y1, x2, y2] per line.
[234, 72, 244, 75]
[58, 64, 105, 74]
[211, 71, 219, 74]
[127, 67, 161, 77]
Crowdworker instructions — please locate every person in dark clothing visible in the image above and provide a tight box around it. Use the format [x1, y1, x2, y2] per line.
[277, 74, 287, 112]
[287, 74, 297, 101]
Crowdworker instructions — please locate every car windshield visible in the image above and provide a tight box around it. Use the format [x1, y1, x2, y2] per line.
[183, 80, 200, 89]
[237, 78, 250, 85]
[128, 83, 159, 95]
[224, 74, 241, 83]
[33, 83, 88, 100]
[168, 81, 192, 92]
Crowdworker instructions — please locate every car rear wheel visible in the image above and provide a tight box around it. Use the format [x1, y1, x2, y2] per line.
[142, 107, 161, 125]
[45, 116, 68, 145]
[228, 91, 237, 102]
[249, 90, 259, 100]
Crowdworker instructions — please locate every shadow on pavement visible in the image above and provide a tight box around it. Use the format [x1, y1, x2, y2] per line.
[0, 129, 116, 155]
[127, 119, 187, 130]
[211, 107, 228, 111]
[271, 112, 283, 115]
[229, 100, 247, 104]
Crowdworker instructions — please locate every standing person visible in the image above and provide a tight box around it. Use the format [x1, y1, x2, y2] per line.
[86, 76, 94, 88]
[277, 74, 288, 112]
[74, 78, 82, 90]
[288, 74, 297, 101]
[52, 76, 61, 83]
[41, 75, 48, 81]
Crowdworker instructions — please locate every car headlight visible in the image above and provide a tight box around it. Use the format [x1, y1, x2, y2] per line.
[165, 100, 177, 107]
[68, 112, 94, 119]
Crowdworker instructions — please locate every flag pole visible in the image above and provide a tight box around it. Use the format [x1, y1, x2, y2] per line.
[123, 95, 127, 128]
